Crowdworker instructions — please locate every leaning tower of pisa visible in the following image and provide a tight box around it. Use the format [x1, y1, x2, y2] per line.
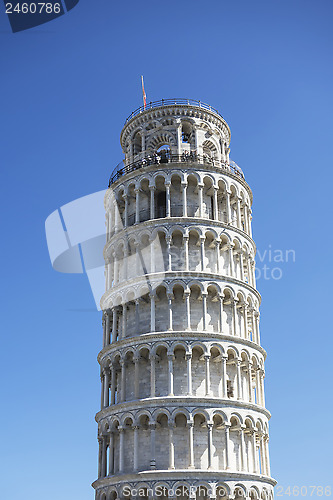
[93, 99, 276, 500]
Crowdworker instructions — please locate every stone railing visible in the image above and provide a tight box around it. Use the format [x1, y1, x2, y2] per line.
[124, 98, 224, 124]
[108, 153, 244, 187]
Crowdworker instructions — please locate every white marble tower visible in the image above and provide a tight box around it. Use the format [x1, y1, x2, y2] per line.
[92, 99, 275, 500]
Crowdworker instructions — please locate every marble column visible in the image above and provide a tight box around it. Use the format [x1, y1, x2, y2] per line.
[134, 356, 140, 399]
[255, 311, 261, 344]
[215, 239, 220, 274]
[112, 307, 117, 343]
[205, 354, 211, 396]
[133, 426, 139, 472]
[103, 368, 110, 408]
[248, 362, 253, 403]
[225, 424, 231, 470]
[198, 183, 203, 217]
[150, 423, 156, 469]
[166, 183, 171, 217]
[135, 188, 140, 224]
[100, 373, 104, 410]
[228, 244, 235, 276]
[135, 299, 140, 333]
[150, 354, 156, 398]
[239, 250, 245, 280]
[232, 299, 238, 336]
[120, 359, 126, 402]
[166, 236, 172, 272]
[150, 186, 155, 219]
[256, 367, 261, 405]
[213, 187, 218, 220]
[260, 369, 266, 407]
[105, 310, 110, 346]
[236, 359, 242, 400]
[101, 436, 107, 477]
[168, 354, 174, 395]
[202, 292, 207, 330]
[184, 290, 191, 330]
[186, 353, 192, 395]
[121, 304, 127, 339]
[182, 182, 188, 217]
[167, 293, 173, 331]
[265, 435, 271, 476]
[183, 235, 189, 271]
[207, 423, 213, 469]
[240, 426, 246, 471]
[123, 194, 128, 228]
[188, 421, 195, 468]
[252, 431, 259, 473]
[150, 236, 155, 273]
[150, 293, 155, 332]
[119, 427, 124, 473]
[236, 196, 242, 229]
[98, 438, 103, 478]
[243, 303, 248, 339]
[200, 237, 205, 271]
[108, 433, 114, 475]
[110, 364, 116, 405]
[225, 190, 231, 224]
[222, 355, 228, 398]
[168, 424, 175, 469]
[219, 294, 224, 333]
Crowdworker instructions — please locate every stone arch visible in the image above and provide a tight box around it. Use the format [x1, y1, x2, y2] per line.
[146, 131, 176, 151]
[202, 138, 218, 158]
[234, 484, 247, 498]
[190, 341, 208, 354]
[154, 482, 171, 500]
[216, 483, 231, 500]
[212, 409, 228, 423]
[210, 342, 225, 355]
[170, 340, 188, 353]
[150, 341, 168, 355]
[230, 413, 243, 427]
[108, 489, 118, 500]
[121, 413, 134, 426]
[173, 482, 191, 500]
[171, 407, 191, 423]
[249, 486, 260, 500]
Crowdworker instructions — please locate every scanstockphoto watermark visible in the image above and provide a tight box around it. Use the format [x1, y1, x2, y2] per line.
[255, 245, 296, 281]
[122, 484, 226, 497]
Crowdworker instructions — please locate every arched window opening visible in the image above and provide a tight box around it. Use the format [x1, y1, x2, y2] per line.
[182, 122, 193, 143]
[133, 132, 142, 156]
[157, 144, 171, 163]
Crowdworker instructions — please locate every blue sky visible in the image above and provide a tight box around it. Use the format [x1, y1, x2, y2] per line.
[0, 1, 332, 499]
